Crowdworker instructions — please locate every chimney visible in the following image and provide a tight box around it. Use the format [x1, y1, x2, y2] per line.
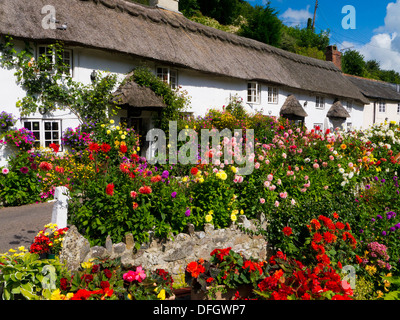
[149, 0, 179, 12]
[325, 45, 342, 70]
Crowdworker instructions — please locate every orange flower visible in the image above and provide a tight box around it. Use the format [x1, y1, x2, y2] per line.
[186, 261, 205, 278]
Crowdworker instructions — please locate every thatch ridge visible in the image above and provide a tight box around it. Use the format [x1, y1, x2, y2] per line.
[0, 0, 369, 104]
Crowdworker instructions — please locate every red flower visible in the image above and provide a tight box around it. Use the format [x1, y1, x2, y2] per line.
[139, 186, 152, 194]
[100, 281, 110, 290]
[186, 261, 205, 278]
[119, 144, 128, 153]
[132, 202, 139, 210]
[323, 231, 337, 244]
[106, 183, 114, 196]
[39, 161, 53, 171]
[103, 269, 112, 279]
[210, 247, 231, 261]
[100, 143, 111, 153]
[89, 142, 100, 153]
[190, 167, 199, 175]
[282, 226, 292, 236]
[49, 143, 59, 153]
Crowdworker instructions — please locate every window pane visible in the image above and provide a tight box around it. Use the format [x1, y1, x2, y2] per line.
[52, 132, 59, 139]
[44, 122, 51, 130]
[45, 132, 51, 140]
[24, 122, 31, 130]
[52, 122, 59, 130]
[33, 132, 40, 140]
[33, 122, 40, 130]
[45, 141, 51, 147]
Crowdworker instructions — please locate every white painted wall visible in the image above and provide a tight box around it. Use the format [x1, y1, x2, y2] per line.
[0, 41, 368, 166]
[363, 100, 400, 128]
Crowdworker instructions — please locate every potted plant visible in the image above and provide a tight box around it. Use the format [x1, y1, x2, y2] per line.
[0, 111, 16, 132]
[185, 247, 266, 300]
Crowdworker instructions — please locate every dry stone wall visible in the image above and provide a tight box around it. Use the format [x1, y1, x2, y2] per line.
[60, 215, 268, 281]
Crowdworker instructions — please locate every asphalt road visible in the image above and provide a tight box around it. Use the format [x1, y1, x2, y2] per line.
[0, 201, 54, 254]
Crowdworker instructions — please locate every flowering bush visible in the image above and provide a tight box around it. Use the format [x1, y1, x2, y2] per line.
[185, 247, 267, 299]
[0, 111, 16, 130]
[254, 252, 353, 300]
[29, 224, 68, 255]
[3, 128, 35, 150]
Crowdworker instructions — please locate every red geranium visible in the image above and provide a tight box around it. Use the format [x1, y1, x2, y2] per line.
[100, 143, 111, 153]
[139, 186, 152, 194]
[49, 143, 60, 153]
[210, 247, 231, 261]
[89, 142, 100, 153]
[282, 226, 292, 236]
[119, 144, 128, 153]
[105, 183, 114, 196]
[39, 161, 53, 171]
[190, 167, 199, 175]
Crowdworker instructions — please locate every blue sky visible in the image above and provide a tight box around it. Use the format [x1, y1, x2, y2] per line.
[245, 0, 400, 73]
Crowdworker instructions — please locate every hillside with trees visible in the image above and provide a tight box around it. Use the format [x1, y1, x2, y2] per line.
[129, 0, 400, 84]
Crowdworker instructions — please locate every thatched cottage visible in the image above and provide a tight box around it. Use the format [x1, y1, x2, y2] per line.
[0, 0, 370, 157]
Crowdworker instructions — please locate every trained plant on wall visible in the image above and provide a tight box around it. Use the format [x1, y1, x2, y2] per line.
[0, 36, 119, 123]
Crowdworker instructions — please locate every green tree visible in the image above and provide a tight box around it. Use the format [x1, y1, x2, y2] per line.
[196, 0, 241, 25]
[341, 49, 366, 77]
[239, 5, 282, 47]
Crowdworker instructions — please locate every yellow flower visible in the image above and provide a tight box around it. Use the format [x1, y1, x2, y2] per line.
[231, 213, 237, 222]
[216, 170, 227, 180]
[326, 144, 332, 149]
[137, 147, 140, 151]
[110, 119, 115, 124]
[121, 135, 126, 140]
[81, 260, 94, 269]
[114, 140, 120, 146]
[157, 289, 166, 300]
[182, 176, 188, 182]
[50, 289, 65, 300]
[232, 209, 239, 215]
[376, 290, 383, 299]
[185, 125, 188, 129]
[8, 249, 16, 253]
[116, 126, 120, 130]
[198, 177, 204, 183]
[167, 144, 171, 148]
[240, 209, 244, 215]
[101, 124, 105, 128]
[208, 210, 214, 215]
[107, 130, 111, 134]
[231, 166, 237, 173]
[205, 214, 213, 223]
[18, 246, 26, 252]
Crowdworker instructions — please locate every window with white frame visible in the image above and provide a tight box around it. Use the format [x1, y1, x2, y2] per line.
[378, 101, 386, 113]
[315, 96, 325, 109]
[23, 119, 62, 149]
[37, 45, 73, 75]
[268, 86, 278, 104]
[397, 103, 400, 115]
[347, 122, 352, 130]
[156, 67, 178, 89]
[247, 82, 260, 104]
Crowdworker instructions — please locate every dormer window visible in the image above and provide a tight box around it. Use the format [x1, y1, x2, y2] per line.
[315, 96, 325, 109]
[156, 67, 178, 89]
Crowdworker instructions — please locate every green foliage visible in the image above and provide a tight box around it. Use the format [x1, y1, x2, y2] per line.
[0, 251, 66, 300]
[239, 5, 282, 47]
[342, 49, 366, 77]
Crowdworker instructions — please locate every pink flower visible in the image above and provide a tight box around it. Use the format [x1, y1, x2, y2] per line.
[264, 181, 270, 188]
[255, 162, 260, 169]
[274, 201, 280, 207]
[2, 168, 9, 175]
[123, 270, 137, 282]
[130, 191, 137, 198]
[269, 185, 276, 191]
[313, 163, 320, 169]
[279, 192, 288, 199]
[267, 174, 273, 181]
[260, 198, 265, 204]
[134, 266, 146, 282]
[291, 198, 296, 205]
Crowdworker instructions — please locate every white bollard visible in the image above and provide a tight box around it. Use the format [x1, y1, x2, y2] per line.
[51, 186, 70, 229]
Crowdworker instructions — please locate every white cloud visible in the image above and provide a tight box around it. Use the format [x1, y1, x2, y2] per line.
[341, 0, 400, 74]
[279, 6, 312, 27]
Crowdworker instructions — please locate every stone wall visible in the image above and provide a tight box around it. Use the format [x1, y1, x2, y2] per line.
[60, 215, 268, 281]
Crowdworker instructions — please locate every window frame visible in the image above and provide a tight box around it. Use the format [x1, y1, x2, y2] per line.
[397, 103, 400, 115]
[378, 101, 386, 113]
[267, 86, 278, 104]
[22, 119, 62, 150]
[247, 81, 261, 104]
[315, 96, 325, 109]
[37, 45, 73, 76]
[156, 66, 178, 89]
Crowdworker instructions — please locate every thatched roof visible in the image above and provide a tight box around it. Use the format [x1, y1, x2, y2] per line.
[345, 74, 400, 102]
[280, 95, 308, 117]
[112, 76, 166, 108]
[327, 100, 350, 119]
[0, 0, 369, 104]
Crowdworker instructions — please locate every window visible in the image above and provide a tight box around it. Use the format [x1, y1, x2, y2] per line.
[247, 82, 260, 104]
[397, 103, 400, 115]
[156, 67, 178, 89]
[268, 86, 278, 104]
[37, 45, 72, 75]
[347, 122, 352, 130]
[23, 119, 61, 149]
[315, 96, 325, 109]
[378, 101, 386, 113]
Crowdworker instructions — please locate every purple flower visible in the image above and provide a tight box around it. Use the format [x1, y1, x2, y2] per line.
[365, 184, 371, 190]
[396, 223, 400, 229]
[381, 179, 386, 183]
[20, 167, 29, 174]
[171, 191, 177, 198]
[390, 227, 396, 232]
[382, 231, 387, 236]
[161, 170, 169, 179]
[377, 215, 383, 219]
[371, 218, 376, 222]
[185, 208, 191, 217]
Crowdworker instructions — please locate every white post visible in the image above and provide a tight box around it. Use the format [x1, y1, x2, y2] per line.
[51, 186, 70, 228]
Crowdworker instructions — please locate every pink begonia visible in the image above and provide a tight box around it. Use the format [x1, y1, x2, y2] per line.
[2, 168, 9, 174]
[123, 270, 137, 282]
[260, 198, 265, 204]
[134, 266, 147, 282]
